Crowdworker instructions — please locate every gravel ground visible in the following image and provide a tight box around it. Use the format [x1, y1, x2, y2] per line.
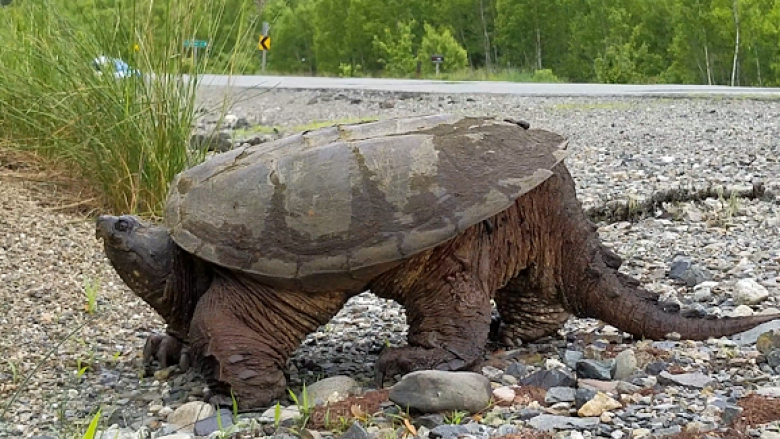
[1, 88, 779, 439]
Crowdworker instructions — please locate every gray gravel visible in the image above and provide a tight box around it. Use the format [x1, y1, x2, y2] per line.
[1, 87, 779, 438]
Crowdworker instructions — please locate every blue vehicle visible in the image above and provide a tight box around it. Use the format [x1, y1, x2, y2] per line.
[92, 56, 142, 79]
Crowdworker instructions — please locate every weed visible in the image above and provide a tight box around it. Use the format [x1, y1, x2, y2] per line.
[273, 401, 282, 429]
[5, 360, 18, 383]
[288, 382, 312, 428]
[82, 277, 100, 314]
[80, 408, 102, 439]
[443, 410, 467, 425]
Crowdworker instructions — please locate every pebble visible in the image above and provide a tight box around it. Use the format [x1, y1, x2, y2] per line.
[300, 375, 361, 405]
[577, 392, 622, 417]
[734, 278, 770, 305]
[657, 371, 716, 389]
[388, 370, 492, 413]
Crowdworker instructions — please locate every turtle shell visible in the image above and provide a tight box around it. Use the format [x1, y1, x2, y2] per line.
[165, 114, 568, 291]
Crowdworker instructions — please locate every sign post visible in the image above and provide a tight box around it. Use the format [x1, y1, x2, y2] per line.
[431, 54, 444, 76]
[259, 22, 271, 72]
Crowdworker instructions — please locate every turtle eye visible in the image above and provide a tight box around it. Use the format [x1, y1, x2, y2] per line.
[114, 219, 130, 232]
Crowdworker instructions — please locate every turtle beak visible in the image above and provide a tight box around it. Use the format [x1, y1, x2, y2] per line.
[95, 215, 117, 241]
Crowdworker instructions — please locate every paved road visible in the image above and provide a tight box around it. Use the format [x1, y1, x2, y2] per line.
[197, 74, 780, 97]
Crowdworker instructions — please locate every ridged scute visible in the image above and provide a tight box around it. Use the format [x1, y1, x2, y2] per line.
[165, 114, 568, 291]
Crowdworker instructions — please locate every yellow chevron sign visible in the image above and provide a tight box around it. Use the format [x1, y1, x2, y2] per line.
[258, 36, 271, 51]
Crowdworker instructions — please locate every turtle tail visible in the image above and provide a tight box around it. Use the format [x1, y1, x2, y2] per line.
[572, 249, 780, 340]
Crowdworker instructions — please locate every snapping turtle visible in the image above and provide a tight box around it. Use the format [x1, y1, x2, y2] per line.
[97, 114, 778, 409]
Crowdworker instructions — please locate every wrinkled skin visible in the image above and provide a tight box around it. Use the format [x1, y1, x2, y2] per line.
[97, 164, 779, 410]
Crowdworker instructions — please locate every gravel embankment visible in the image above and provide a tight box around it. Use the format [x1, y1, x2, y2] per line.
[1, 88, 779, 439]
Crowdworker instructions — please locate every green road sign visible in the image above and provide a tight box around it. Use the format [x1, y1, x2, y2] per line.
[184, 40, 208, 48]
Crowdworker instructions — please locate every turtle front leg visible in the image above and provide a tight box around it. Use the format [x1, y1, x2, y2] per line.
[188, 275, 351, 409]
[371, 246, 493, 386]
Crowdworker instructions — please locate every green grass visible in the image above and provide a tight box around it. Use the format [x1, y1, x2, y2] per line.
[434, 67, 563, 83]
[0, 0, 257, 216]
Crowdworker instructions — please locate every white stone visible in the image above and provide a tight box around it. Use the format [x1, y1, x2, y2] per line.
[492, 386, 515, 404]
[730, 305, 755, 317]
[733, 278, 770, 305]
[167, 401, 215, 432]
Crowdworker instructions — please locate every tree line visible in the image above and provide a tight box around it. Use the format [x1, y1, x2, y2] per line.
[5, 0, 780, 85]
[265, 0, 780, 85]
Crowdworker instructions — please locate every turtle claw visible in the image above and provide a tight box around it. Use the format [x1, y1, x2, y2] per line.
[375, 346, 480, 387]
[142, 334, 189, 373]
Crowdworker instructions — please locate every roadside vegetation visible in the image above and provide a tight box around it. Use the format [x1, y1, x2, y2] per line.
[0, 0, 255, 216]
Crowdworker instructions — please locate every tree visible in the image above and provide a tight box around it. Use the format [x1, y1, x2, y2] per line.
[373, 20, 418, 77]
[418, 22, 468, 74]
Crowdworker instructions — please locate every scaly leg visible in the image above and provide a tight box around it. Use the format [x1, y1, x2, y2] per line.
[188, 274, 351, 409]
[493, 272, 571, 346]
[371, 242, 493, 386]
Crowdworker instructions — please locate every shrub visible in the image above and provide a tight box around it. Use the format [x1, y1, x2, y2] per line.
[0, 0, 256, 215]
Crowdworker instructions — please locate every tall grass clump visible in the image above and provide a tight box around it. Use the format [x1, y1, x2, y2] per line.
[0, 0, 260, 216]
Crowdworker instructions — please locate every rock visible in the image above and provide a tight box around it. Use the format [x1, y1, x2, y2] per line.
[520, 369, 576, 389]
[767, 349, 780, 368]
[761, 433, 780, 439]
[495, 425, 519, 437]
[301, 375, 361, 405]
[693, 282, 718, 302]
[734, 279, 770, 305]
[414, 414, 445, 429]
[481, 366, 504, 381]
[577, 392, 622, 417]
[721, 405, 743, 425]
[234, 117, 251, 130]
[167, 401, 215, 432]
[527, 414, 600, 431]
[95, 425, 137, 439]
[156, 435, 195, 439]
[613, 349, 637, 380]
[563, 350, 585, 369]
[378, 99, 396, 109]
[545, 386, 576, 404]
[667, 255, 712, 286]
[575, 388, 597, 409]
[733, 320, 780, 346]
[657, 371, 715, 389]
[194, 408, 233, 436]
[388, 371, 492, 414]
[632, 428, 651, 438]
[578, 379, 618, 393]
[429, 425, 469, 439]
[504, 361, 527, 378]
[645, 361, 668, 375]
[492, 386, 515, 404]
[730, 305, 755, 317]
[756, 329, 780, 354]
[340, 422, 370, 439]
[259, 405, 300, 423]
[189, 132, 233, 153]
[577, 359, 615, 380]
[615, 381, 641, 394]
[756, 387, 780, 398]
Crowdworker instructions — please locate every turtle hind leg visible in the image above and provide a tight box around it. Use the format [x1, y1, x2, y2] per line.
[371, 242, 493, 386]
[492, 271, 571, 346]
[188, 275, 351, 409]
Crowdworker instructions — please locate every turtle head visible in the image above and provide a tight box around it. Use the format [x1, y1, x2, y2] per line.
[96, 214, 175, 310]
